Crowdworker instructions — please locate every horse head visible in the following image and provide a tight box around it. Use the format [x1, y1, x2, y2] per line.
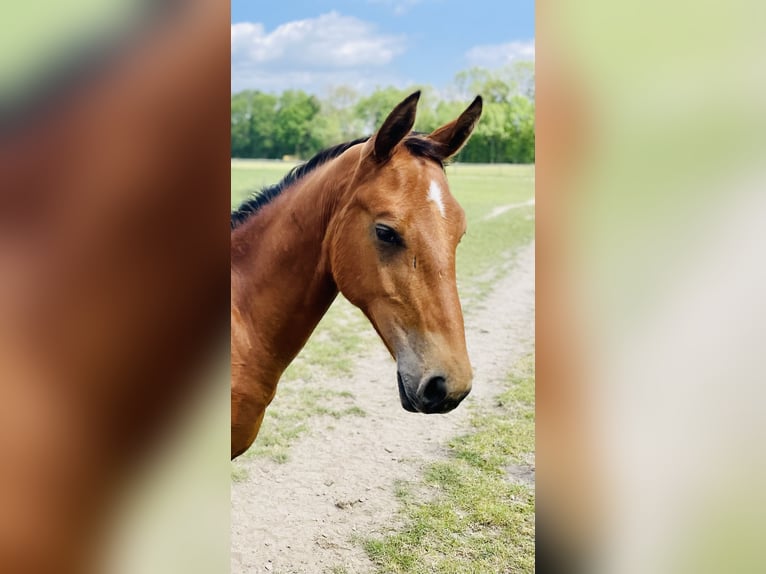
[328, 91, 482, 414]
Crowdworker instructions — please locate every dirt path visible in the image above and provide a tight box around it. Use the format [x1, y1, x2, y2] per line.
[483, 198, 536, 221]
[231, 242, 535, 574]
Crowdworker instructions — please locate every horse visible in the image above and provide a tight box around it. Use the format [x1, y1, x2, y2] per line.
[231, 91, 483, 459]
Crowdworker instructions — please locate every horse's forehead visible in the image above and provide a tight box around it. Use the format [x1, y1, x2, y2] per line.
[406, 168, 461, 222]
[370, 158, 453, 207]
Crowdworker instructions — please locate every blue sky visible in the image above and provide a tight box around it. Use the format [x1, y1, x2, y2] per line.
[231, 0, 534, 94]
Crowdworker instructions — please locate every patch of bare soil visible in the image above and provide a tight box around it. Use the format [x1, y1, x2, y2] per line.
[231, 243, 535, 574]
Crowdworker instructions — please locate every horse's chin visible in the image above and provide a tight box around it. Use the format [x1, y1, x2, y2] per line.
[397, 372, 419, 412]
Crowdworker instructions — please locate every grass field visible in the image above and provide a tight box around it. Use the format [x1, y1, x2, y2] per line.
[231, 160, 534, 464]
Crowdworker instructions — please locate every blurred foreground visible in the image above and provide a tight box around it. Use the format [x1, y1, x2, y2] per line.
[0, 1, 229, 572]
[538, 0, 766, 572]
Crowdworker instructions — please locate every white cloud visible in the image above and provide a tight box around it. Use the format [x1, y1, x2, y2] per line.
[231, 12, 407, 93]
[465, 40, 535, 68]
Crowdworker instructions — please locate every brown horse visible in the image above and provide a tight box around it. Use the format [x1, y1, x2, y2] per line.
[231, 92, 483, 459]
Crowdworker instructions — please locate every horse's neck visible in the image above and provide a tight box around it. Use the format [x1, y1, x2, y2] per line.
[231, 159, 355, 382]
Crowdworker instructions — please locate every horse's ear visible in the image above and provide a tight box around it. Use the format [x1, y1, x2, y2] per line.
[427, 95, 483, 160]
[371, 91, 421, 162]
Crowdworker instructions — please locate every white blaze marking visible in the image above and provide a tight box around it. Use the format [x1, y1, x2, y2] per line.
[427, 180, 446, 218]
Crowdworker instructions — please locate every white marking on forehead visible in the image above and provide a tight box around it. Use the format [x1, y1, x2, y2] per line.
[427, 180, 446, 218]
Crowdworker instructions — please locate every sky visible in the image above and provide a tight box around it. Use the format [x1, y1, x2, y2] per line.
[231, 0, 535, 95]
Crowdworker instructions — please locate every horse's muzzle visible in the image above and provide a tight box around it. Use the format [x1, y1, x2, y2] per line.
[397, 371, 470, 414]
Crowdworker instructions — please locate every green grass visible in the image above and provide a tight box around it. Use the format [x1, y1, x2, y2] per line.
[446, 164, 535, 301]
[236, 386, 366, 467]
[362, 354, 536, 573]
[230, 463, 248, 482]
[230, 161, 534, 466]
[231, 159, 298, 208]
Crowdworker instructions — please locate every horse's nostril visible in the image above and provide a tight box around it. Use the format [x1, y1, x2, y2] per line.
[422, 376, 448, 405]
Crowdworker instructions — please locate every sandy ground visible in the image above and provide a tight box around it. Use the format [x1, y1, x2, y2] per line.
[231, 242, 535, 574]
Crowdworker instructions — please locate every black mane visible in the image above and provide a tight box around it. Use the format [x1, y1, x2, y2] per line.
[231, 134, 444, 230]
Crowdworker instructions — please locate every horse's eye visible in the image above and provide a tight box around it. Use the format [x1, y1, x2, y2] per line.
[375, 224, 402, 246]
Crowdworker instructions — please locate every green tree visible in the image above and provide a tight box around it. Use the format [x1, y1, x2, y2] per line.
[274, 90, 322, 158]
[230, 62, 535, 163]
[505, 95, 535, 163]
[306, 86, 365, 153]
[249, 91, 279, 158]
[230, 90, 278, 158]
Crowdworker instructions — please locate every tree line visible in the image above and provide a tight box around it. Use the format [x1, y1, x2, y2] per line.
[231, 63, 534, 164]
